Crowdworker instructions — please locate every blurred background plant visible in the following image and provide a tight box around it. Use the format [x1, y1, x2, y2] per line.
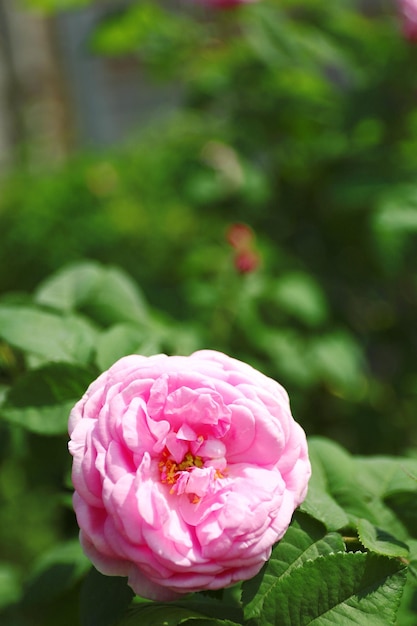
[2, 0, 417, 623]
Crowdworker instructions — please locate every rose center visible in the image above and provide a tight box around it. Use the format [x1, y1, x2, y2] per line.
[158, 449, 204, 487]
[158, 440, 227, 503]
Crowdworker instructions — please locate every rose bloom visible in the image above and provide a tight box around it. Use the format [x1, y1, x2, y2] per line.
[68, 350, 310, 601]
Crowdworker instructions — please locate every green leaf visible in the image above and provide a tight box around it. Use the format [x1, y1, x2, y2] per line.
[80, 568, 134, 626]
[172, 588, 243, 624]
[355, 456, 417, 499]
[272, 272, 328, 327]
[1, 363, 95, 435]
[357, 518, 409, 558]
[395, 577, 417, 626]
[95, 324, 145, 371]
[260, 552, 406, 626]
[0, 563, 21, 610]
[242, 512, 345, 620]
[179, 617, 241, 626]
[407, 538, 417, 582]
[307, 438, 409, 540]
[308, 332, 365, 397]
[259, 329, 316, 388]
[22, 540, 90, 606]
[35, 262, 148, 327]
[299, 447, 350, 531]
[307, 437, 372, 521]
[384, 491, 417, 540]
[116, 604, 212, 626]
[34, 262, 103, 313]
[0, 305, 98, 364]
[374, 191, 417, 233]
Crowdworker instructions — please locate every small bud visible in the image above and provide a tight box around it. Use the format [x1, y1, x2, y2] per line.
[234, 249, 260, 274]
[226, 223, 254, 250]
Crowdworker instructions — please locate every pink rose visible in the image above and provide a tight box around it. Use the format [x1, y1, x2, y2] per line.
[399, 0, 417, 41]
[68, 350, 310, 601]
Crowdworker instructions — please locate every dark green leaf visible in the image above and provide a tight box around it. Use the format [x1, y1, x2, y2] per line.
[1, 363, 95, 435]
[261, 552, 406, 626]
[115, 603, 207, 626]
[172, 588, 243, 624]
[179, 617, 241, 626]
[357, 518, 409, 558]
[242, 512, 345, 620]
[80, 568, 134, 626]
[22, 540, 90, 605]
[385, 491, 417, 540]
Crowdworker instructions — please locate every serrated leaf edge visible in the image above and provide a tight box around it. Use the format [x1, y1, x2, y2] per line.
[356, 518, 410, 560]
[261, 551, 407, 626]
[248, 547, 346, 620]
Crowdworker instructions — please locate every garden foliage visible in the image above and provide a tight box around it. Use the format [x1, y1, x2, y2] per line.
[0, 262, 416, 624]
[2, 0, 417, 623]
[3, 0, 417, 456]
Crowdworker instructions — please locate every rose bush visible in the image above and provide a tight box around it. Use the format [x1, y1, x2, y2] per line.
[68, 350, 311, 601]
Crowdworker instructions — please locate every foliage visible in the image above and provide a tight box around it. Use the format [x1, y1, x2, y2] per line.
[3, 0, 417, 458]
[0, 262, 416, 624]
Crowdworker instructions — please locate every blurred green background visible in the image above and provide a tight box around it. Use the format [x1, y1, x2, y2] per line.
[2, 0, 417, 623]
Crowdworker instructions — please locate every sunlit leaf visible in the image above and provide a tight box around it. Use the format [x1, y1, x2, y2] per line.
[357, 518, 409, 559]
[35, 262, 148, 327]
[0, 305, 98, 365]
[242, 512, 345, 620]
[0, 563, 21, 610]
[95, 324, 145, 371]
[261, 552, 406, 626]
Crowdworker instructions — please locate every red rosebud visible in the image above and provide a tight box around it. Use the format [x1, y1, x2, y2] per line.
[226, 223, 254, 250]
[234, 249, 260, 274]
